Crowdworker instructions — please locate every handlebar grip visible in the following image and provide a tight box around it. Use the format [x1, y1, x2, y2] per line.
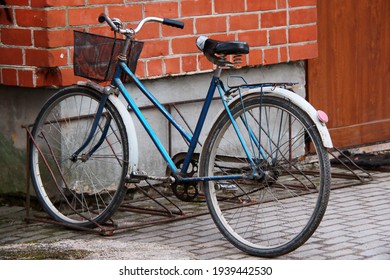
[163, 18, 185, 29]
[98, 13, 107, 23]
[98, 13, 120, 32]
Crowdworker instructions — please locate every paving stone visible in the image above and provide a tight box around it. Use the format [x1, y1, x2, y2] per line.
[323, 242, 359, 252]
[323, 248, 356, 258]
[1, 171, 390, 260]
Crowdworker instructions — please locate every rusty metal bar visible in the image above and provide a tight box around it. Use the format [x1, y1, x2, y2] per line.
[23, 125, 31, 222]
[328, 147, 373, 183]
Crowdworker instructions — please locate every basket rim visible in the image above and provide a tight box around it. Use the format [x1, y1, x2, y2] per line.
[73, 30, 143, 44]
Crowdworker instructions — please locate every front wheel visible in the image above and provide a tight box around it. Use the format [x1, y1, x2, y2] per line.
[29, 86, 129, 228]
[199, 94, 331, 257]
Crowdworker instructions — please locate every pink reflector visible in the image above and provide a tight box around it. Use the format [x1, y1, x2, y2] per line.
[317, 110, 329, 123]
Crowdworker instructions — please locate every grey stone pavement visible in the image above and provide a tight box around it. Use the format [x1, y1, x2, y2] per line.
[0, 169, 389, 260]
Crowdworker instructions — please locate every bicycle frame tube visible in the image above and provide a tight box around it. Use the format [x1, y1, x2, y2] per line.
[111, 61, 221, 175]
[111, 61, 260, 180]
[216, 84, 258, 173]
[113, 63, 178, 174]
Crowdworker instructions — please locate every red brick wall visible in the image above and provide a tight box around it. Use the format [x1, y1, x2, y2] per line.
[0, 0, 317, 87]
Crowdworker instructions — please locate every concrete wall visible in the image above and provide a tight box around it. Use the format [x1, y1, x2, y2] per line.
[0, 86, 52, 196]
[0, 62, 306, 196]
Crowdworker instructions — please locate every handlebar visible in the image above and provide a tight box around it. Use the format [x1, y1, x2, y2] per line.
[162, 18, 185, 29]
[98, 13, 184, 35]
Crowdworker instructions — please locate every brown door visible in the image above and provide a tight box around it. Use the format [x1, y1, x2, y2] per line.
[308, 0, 390, 148]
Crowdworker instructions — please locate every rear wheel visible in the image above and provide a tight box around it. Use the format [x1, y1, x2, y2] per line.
[199, 94, 331, 257]
[29, 86, 129, 228]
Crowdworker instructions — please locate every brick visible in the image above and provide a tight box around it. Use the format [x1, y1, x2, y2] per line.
[289, 25, 317, 43]
[36, 66, 62, 87]
[1, 68, 18, 85]
[182, 55, 197, 72]
[26, 48, 68, 67]
[140, 40, 169, 58]
[147, 58, 163, 77]
[31, 0, 85, 7]
[289, 7, 317, 25]
[181, 0, 212, 17]
[0, 10, 13, 25]
[229, 13, 259, 31]
[88, 0, 123, 4]
[34, 29, 74, 48]
[144, 1, 179, 18]
[261, 11, 287, 28]
[4, 0, 28, 5]
[198, 54, 213, 71]
[171, 36, 199, 54]
[289, 0, 317, 7]
[0, 47, 23, 65]
[277, 0, 287, 9]
[86, 26, 113, 37]
[135, 60, 146, 78]
[214, 0, 245, 14]
[133, 23, 160, 40]
[208, 33, 235, 42]
[279, 46, 288, 62]
[264, 48, 279, 65]
[164, 57, 180, 75]
[162, 18, 193, 37]
[269, 28, 287, 45]
[15, 8, 66, 28]
[289, 43, 318, 60]
[1, 28, 32, 46]
[248, 48, 262, 66]
[58, 67, 86, 86]
[18, 69, 35, 87]
[237, 30, 267, 47]
[107, 4, 143, 22]
[247, 0, 277, 11]
[69, 7, 105, 26]
[196, 16, 227, 34]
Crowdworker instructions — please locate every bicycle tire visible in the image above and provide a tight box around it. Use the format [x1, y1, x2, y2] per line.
[199, 93, 331, 257]
[29, 85, 129, 228]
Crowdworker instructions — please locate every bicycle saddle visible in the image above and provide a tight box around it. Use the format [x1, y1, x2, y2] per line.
[196, 36, 249, 66]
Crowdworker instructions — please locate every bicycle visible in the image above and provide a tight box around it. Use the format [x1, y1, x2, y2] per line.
[29, 13, 332, 257]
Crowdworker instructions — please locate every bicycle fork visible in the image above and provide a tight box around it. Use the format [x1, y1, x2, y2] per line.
[69, 93, 112, 163]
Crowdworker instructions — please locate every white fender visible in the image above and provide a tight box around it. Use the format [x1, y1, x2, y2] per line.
[108, 94, 139, 172]
[245, 87, 333, 148]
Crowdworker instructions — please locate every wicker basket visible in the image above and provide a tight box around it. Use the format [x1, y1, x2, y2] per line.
[73, 30, 143, 82]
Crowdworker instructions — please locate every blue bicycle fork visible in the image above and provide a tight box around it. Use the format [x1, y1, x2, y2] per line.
[70, 93, 111, 162]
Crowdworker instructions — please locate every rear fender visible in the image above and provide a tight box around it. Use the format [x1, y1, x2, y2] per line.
[230, 87, 333, 148]
[244, 87, 333, 149]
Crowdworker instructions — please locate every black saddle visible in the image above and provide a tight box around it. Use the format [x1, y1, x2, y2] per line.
[196, 36, 249, 66]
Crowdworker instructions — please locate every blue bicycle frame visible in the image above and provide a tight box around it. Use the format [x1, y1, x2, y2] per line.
[104, 60, 263, 183]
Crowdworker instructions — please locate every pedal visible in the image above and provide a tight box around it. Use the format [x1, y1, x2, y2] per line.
[216, 182, 239, 193]
[125, 170, 148, 183]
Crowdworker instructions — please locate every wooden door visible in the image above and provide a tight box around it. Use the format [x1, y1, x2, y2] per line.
[308, 0, 390, 148]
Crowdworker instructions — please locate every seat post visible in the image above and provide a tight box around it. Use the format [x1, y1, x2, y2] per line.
[213, 66, 223, 78]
